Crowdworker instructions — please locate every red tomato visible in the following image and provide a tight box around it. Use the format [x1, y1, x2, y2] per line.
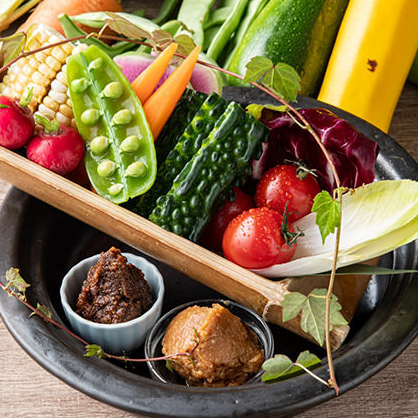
[222, 207, 297, 269]
[254, 164, 320, 222]
[200, 187, 254, 250]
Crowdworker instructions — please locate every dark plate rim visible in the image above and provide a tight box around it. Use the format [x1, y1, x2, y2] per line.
[1, 88, 418, 418]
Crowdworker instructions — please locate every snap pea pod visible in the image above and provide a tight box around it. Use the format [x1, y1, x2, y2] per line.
[134, 93, 228, 217]
[59, 14, 134, 58]
[153, 0, 182, 25]
[149, 102, 269, 241]
[70, 12, 160, 34]
[203, 7, 233, 30]
[206, 0, 250, 62]
[67, 45, 157, 204]
[160, 19, 183, 36]
[177, 0, 217, 46]
[156, 89, 207, 166]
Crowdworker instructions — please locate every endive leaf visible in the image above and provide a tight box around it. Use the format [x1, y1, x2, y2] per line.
[253, 180, 418, 278]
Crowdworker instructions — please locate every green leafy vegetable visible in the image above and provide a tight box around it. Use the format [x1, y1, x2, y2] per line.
[312, 190, 341, 244]
[281, 289, 347, 346]
[243, 56, 301, 102]
[262, 350, 321, 382]
[84, 344, 105, 358]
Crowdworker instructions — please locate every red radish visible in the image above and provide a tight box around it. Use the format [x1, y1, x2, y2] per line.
[27, 114, 85, 175]
[0, 95, 35, 150]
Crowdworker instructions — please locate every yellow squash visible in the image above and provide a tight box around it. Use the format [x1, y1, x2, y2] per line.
[317, 0, 418, 133]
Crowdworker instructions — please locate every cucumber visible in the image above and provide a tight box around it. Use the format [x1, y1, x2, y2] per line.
[134, 93, 228, 217]
[149, 102, 268, 241]
[227, 0, 349, 96]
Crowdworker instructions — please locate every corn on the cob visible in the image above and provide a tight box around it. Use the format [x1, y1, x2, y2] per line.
[0, 24, 77, 127]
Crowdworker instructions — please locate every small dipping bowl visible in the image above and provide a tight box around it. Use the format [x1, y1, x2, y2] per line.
[145, 299, 274, 386]
[60, 252, 165, 354]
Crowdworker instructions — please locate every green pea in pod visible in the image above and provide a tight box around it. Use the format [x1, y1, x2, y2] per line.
[67, 45, 157, 204]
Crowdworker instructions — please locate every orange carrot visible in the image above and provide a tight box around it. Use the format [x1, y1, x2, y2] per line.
[18, 0, 123, 34]
[131, 43, 178, 104]
[143, 45, 202, 140]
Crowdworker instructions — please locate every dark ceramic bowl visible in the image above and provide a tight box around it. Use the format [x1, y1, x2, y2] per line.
[145, 299, 274, 385]
[1, 89, 418, 418]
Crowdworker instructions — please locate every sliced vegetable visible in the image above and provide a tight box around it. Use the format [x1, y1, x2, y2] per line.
[18, 0, 122, 34]
[227, 0, 349, 96]
[149, 101, 268, 241]
[67, 45, 156, 204]
[134, 92, 228, 217]
[254, 180, 418, 277]
[114, 50, 225, 95]
[318, 0, 418, 132]
[253, 107, 379, 192]
[131, 43, 178, 104]
[143, 45, 201, 139]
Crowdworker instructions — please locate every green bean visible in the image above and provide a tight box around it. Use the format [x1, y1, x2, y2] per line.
[67, 45, 157, 204]
[222, 0, 269, 67]
[58, 14, 133, 58]
[206, 0, 250, 62]
[160, 19, 183, 36]
[203, 7, 233, 30]
[153, 0, 181, 25]
[177, 0, 217, 46]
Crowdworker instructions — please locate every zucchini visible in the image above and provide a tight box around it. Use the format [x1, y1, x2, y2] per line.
[156, 89, 207, 166]
[227, 0, 349, 96]
[149, 102, 268, 241]
[134, 93, 229, 217]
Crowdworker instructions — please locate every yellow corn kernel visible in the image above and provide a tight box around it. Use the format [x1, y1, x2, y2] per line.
[56, 112, 71, 126]
[45, 56, 62, 72]
[38, 63, 56, 80]
[59, 103, 73, 119]
[42, 96, 60, 112]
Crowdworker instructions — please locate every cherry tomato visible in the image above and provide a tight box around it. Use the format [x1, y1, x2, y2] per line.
[254, 164, 320, 223]
[222, 207, 297, 269]
[200, 187, 254, 250]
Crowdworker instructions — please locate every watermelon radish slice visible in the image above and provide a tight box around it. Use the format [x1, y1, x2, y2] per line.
[114, 52, 225, 95]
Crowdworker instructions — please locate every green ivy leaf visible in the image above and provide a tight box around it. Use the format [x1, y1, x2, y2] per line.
[243, 56, 272, 84]
[311, 190, 341, 244]
[29, 303, 52, 321]
[261, 350, 321, 382]
[104, 12, 155, 47]
[243, 57, 301, 103]
[246, 103, 288, 120]
[4, 267, 30, 300]
[152, 29, 174, 49]
[281, 289, 347, 346]
[173, 33, 196, 56]
[0, 32, 26, 66]
[84, 344, 104, 358]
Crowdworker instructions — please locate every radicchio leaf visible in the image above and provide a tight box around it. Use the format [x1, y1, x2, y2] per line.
[252, 108, 379, 192]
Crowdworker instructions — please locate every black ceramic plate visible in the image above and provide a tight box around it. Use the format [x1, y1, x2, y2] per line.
[1, 89, 418, 418]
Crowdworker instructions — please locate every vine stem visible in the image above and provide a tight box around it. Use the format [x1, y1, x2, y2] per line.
[0, 278, 192, 363]
[0, 31, 343, 393]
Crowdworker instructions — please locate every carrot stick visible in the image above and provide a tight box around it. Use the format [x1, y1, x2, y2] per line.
[143, 45, 202, 140]
[131, 43, 178, 104]
[18, 0, 123, 34]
